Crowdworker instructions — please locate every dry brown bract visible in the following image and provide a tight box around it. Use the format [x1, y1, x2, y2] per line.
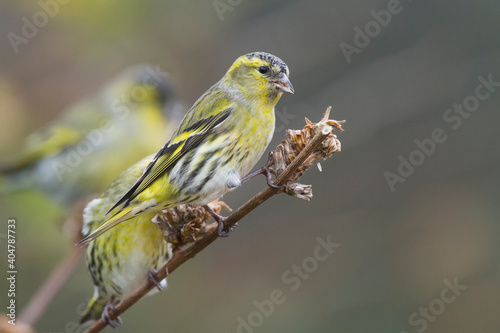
[270, 106, 344, 200]
[152, 200, 229, 250]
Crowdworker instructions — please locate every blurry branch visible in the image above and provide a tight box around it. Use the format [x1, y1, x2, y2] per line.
[0, 315, 34, 333]
[19, 247, 86, 325]
[19, 198, 92, 326]
[83, 107, 344, 333]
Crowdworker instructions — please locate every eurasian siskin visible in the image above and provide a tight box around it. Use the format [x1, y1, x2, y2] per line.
[1, 65, 183, 207]
[79, 51, 293, 244]
[79, 154, 172, 327]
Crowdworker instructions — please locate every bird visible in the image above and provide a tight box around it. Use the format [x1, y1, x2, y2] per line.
[79, 154, 172, 327]
[0, 64, 183, 208]
[78, 51, 294, 245]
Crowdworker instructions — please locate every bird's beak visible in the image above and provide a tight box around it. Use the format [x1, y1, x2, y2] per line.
[273, 74, 295, 94]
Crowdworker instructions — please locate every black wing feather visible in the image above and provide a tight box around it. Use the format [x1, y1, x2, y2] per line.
[105, 109, 232, 215]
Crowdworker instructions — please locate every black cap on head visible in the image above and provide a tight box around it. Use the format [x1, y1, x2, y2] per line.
[246, 52, 289, 76]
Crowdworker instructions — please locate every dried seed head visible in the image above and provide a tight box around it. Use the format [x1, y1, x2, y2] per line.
[269, 107, 344, 183]
[285, 183, 313, 201]
[152, 200, 229, 249]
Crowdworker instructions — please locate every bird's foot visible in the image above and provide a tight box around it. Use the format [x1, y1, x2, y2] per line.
[203, 205, 234, 237]
[241, 152, 284, 190]
[146, 268, 163, 291]
[101, 301, 122, 328]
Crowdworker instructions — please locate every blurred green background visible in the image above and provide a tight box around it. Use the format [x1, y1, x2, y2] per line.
[1, 0, 500, 332]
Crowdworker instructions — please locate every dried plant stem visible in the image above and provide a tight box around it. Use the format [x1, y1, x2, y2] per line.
[275, 125, 331, 184]
[83, 122, 334, 333]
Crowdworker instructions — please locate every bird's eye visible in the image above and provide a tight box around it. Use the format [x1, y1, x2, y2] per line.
[258, 66, 269, 74]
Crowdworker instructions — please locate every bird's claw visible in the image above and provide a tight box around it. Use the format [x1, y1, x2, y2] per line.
[217, 221, 230, 237]
[102, 302, 122, 328]
[242, 152, 283, 190]
[217, 221, 238, 237]
[204, 205, 233, 237]
[146, 268, 163, 291]
[264, 170, 286, 190]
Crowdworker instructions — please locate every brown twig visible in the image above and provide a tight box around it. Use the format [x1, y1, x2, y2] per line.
[0, 315, 35, 333]
[83, 108, 344, 333]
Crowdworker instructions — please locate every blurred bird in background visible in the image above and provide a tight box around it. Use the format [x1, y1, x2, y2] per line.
[79, 51, 294, 244]
[5, 65, 184, 327]
[79, 154, 172, 327]
[0, 64, 183, 210]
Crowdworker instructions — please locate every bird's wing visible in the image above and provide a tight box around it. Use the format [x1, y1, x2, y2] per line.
[77, 86, 234, 245]
[77, 106, 232, 246]
[106, 105, 233, 215]
[0, 97, 108, 174]
[0, 124, 85, 173]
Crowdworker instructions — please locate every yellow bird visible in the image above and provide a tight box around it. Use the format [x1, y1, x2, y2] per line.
[79, 154, 172, 327]
[78, 52, 293, 244]
[1, 65, 183, 207]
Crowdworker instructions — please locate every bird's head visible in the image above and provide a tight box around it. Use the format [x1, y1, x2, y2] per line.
[225, 52, 294, 105]
[104, 64, 184, 121]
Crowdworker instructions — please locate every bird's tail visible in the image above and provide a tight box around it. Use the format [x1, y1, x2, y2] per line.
[79, 288, 109, 324]
[77, 205, 136, 246]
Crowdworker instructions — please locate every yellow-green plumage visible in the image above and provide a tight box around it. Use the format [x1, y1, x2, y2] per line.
[80, 155, 172, 324]
[1, 65, 182, 207]
[79, 52, 293, 244]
